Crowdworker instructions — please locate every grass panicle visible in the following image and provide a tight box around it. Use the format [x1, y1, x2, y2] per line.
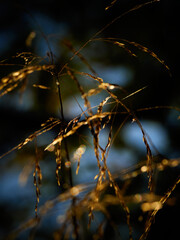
[0, 1, 180, 240]
[0, 64, 54, 97]
[33, 140, 42, 217]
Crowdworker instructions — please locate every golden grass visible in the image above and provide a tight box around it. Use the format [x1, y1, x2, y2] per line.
[0, 1, 180, 239]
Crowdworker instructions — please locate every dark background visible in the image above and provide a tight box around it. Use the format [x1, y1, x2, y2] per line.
[0, 0, 180, 239]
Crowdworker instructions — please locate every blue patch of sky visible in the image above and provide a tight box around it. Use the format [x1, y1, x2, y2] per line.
[63, 91, 110, 119]
[73, 144, 137, 184]
[0, 167, 34, 204]
[121, 120, 170, 154]
[99, 128, 137, 169]
[63, 94, 85, 119]
[106, 148, 137, 171]
[72, 128, 137, 184]
[78, 63, 134, 88]
[94, 64, 134, 86]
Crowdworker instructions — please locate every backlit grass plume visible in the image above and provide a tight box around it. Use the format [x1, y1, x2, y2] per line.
[0, 1, 180, 240]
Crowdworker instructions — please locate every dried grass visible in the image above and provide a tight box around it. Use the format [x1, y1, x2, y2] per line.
[0, 1, 180, 240]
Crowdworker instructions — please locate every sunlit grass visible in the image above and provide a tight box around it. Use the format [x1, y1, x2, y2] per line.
[0, 1, 180, 240]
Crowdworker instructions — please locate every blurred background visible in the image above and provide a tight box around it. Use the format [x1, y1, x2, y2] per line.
[0, 0, 180, 239]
